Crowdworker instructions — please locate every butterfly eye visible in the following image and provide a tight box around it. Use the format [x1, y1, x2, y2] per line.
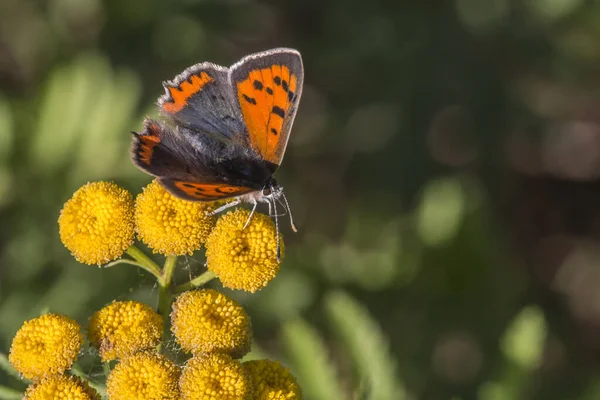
[262, 187, 272, 196]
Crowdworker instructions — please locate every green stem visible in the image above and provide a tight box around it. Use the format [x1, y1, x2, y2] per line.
[124, 246, 162, 281]
[157, 255, 177, 324]
[173, 270, 217, 294]
[104, 258, 147, 270]
[70, 363, 107, 397]
[0, 385, 22, 400]
[103, 362, 110, 378]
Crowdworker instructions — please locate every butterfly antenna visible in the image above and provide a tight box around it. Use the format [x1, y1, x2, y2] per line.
[281, 192, 298, 232]
[243, 200, 258, 230]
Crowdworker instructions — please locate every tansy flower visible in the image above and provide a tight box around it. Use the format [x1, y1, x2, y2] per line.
[135, 180, 216, 255]
[87, 300, 163, 361]
[244, 359, 302, 400]
[23, 375, 99, 400]
[59, 181, 135, 265]
[106, 352, 180, 400]
[171, 289, 251, 358]
[206, 209, 282, 292]
[179, 353, 251, 400]
[9, 314, 82, 381]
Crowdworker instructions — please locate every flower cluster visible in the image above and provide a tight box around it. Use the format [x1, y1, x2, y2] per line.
[9, 313, 98, 399]
[5, 179, 300, 398]
[135, 180, 216, 256]
[206, 209, 282, 292]
[87, 300, 163, 361]
[9, 296, 301, 399]
[59, 182, 135, 265]
[171, 289, 301, 399]
[58, 179, 283, 293]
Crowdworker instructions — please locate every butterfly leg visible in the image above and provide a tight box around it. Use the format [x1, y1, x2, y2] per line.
[209, 198, 242, 216]
[243, 200, 258, 230]
[281, 192, 298, 232]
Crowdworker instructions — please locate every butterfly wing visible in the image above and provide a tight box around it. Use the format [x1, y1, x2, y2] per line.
[158, 179, 255, 202]
[229, 48, 304, 166]
[131, 118, 260, 201]
[158, 63, 248, 144]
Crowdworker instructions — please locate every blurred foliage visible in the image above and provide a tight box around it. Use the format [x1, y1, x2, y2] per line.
[4, 0, 600, 398]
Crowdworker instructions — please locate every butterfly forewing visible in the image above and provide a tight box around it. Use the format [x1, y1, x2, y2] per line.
[229, 48, 304, 166]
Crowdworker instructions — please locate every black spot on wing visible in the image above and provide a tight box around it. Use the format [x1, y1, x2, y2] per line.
[288, 91, 295, 102]
[272, 106, 285, 118]
[253, 80, 264, 90]
[274, 76, 281, 86]
[243, 94, 257, 105]
[282, 80, 289, 92]
[266, 87, 273, 95]
[271, 128, 278, 135]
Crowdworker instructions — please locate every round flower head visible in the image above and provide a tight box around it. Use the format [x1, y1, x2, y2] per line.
[24, 375, 99, 400]
[59, 181, 135, 265]
[106, 352, 180, 400]
[9, 314, 82, 381]
[206, 209, 282, 292]
[135, 180, 216, 255]
[88, 300, 163, 361]
[179, 353, 251, 400]
[171, 289, 251, 358]
[244, 359, 302, 400]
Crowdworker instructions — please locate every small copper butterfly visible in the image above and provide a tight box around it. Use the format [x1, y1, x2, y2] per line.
[130, 48, 304, 255]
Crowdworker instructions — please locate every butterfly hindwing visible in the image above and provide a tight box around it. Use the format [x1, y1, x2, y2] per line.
[158, 63, 247, 144]
[131, 119, 194, 179]
[159, 178, 255, 202]
[229, 48, 304, 166]
[132, 118, 268, 201]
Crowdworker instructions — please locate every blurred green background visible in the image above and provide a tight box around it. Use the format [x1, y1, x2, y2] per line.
[3, 0, 600, 398]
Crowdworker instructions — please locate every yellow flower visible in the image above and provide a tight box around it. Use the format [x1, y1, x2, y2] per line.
[135, 180, 216, 255]
[206, 209, 282, 292]
[171, 289, 251, 358]
[59, 181, 135, 265]
[9, 314, 82, 381]
[244, 359, 302, 400]
[106, 352, 180, 400]
[23, 375, 99, 400]
[87, 300, 163, 361]
[179, 353, 251, 400]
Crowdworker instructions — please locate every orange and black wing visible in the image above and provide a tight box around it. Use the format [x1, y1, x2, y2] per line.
[229, 48, 303, 166]
[158, 179, 255, 202]
[158, 63, 247, 144]
[131, 118, 259, 202]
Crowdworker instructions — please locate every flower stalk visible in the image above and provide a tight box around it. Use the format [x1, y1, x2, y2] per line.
[173, 270, 217, 294]
[70, 363, 107, 397]
[125, 246, 162, 280]
[157, 255, 177, 324]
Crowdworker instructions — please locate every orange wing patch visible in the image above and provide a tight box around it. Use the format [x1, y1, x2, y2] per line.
[173, 181, 253, 200]
[137, 129, 161, 166]
[236, 65, 298, 164]
[162, 72, 214, 114]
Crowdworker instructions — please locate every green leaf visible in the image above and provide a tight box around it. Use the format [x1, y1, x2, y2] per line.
[0, 385, 22, 400]
[325, 290, 406, 400]
[282, 319, 345, 400]
[500, 305, 547, 370]
[416, 177, 466, 247]
[0, 95, 13, 161]
[0, 353, 22, 381]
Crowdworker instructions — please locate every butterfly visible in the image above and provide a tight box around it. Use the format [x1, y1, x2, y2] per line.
[130, 48, 304, 256]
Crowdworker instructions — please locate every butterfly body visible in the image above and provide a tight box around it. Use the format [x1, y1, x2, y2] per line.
[131, 48, 303, 210]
